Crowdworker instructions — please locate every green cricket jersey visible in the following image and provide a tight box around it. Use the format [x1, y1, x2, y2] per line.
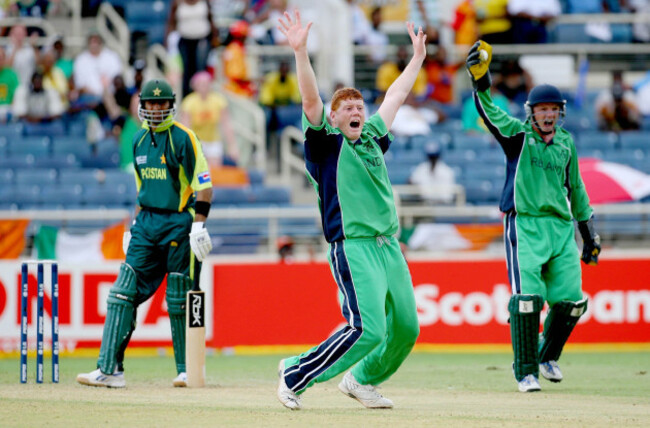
[303, 110, 398, 242]
[473, 89, 593, 222]
[132, 119, 211, 211]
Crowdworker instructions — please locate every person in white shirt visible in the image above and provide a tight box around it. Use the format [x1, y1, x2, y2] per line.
[72, 31, 123, 102]
[507, 0, 561, 43]
[409, 141, 457, 204]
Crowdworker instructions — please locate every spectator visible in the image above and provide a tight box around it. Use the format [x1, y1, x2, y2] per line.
[423, 45, 462, 105]
[451, 0, 478, 46]
[179, 71, 238, 167]
[494, 59, 533, 105]
[71, 30, 122, 112]
[462, 86, 511, 133]
[376, 45, 427, 101]
[12, 70, 65, 123]
[40, 48, 69, 108]
[411, 0, 440, 32]
[5, 24, 39, 85]
[259, 60, 301, 108]
[345, 0, 373, 45]
[250, 0, 288, 45]
[508, 0, 561, 44]
[595, 71, 641, 132]
[166, 0, 219, 97]
[222, 20, 256, 97]
[474, 0, 512, 44]
[277, 235, 295, 264]
[0, 46, 20, 122]
[52, 36, 73, 80]
[409, 142, 457, 205]
[10, 0, 50, 18]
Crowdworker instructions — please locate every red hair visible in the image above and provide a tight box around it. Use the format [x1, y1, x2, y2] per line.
[330, 87, 363, 112]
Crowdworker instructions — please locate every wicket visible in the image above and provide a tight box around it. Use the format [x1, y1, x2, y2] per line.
[20, 261, 59, 384]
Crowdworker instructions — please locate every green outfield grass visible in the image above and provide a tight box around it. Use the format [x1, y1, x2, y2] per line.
[1, 351, 648, 427]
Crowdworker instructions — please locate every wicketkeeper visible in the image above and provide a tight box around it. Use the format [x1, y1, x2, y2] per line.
[466, 41, 601, 392]
[77, 79, 213, 388]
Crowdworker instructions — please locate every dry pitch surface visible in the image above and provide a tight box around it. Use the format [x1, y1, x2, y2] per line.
[0, 352, 648, 427]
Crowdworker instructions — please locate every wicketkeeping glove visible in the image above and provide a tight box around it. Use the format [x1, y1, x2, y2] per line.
[189, 221, 213, 262]
[466, 40, 493, 92]
[578, 217, 601, 266]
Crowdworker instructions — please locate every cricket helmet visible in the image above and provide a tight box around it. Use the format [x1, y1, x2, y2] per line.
[524, 84, 566, 130]
[138, 79, 176, 127]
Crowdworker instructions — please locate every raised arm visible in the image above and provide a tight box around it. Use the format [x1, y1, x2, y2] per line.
[377, 22, 426, 129]
[277, 10, 323, 125]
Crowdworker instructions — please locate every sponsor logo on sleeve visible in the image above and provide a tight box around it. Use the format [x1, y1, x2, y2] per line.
[198, 171, 211, 184]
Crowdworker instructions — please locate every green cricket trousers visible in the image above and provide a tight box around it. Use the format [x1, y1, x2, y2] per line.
[281, 235, 420, 394]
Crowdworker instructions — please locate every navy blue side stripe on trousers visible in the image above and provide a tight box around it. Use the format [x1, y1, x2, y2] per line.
[284, 241, 363, 392]
[504, 212, 522, 294]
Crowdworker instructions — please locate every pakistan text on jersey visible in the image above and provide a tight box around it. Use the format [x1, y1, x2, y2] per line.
[141, 167, 167, 180]
[530, 157, 563, 176]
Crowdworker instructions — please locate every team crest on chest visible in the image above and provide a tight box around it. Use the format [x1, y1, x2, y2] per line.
[161, 154, 166, 164]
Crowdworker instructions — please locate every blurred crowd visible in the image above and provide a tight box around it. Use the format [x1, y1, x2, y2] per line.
[1, 0, 649, 183]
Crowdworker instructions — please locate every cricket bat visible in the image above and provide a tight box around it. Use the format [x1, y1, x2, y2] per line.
[185, 287, 206, 387]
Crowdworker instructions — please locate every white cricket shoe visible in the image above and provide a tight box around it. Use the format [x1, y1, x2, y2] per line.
[76, 368, 125, 388]
[277, 359, 302, 410]
[517, 374, 541, 392]
[173, 372, 187, 387]
[539, 360, 563, 383]
[338, 371, 394, 409]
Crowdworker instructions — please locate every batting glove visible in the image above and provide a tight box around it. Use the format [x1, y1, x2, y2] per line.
[466, 40, 493, 92]
[189, 221, 213, 262]
[578, 217, 601, 266]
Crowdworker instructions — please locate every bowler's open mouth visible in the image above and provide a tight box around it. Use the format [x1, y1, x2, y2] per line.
[350, 121, 360, 128]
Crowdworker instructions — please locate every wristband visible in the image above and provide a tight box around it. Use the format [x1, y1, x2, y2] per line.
[195, 201, 211, 218]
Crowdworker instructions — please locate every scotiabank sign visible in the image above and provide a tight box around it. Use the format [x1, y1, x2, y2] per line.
[0, 258, 648, 352]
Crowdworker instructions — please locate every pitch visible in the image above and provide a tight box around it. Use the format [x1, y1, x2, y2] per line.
[0, 351, 648, 427]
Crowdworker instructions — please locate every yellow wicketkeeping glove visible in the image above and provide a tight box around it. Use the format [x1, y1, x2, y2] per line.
[465, 40, 493, 91]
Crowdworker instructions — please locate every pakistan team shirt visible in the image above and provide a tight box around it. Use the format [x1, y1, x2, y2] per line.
[473, 89, 592, 222]
[303, 110, 398, 242]
[132, 120, 212, 211]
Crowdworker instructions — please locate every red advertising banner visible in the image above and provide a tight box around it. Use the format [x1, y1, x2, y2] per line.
[0, 258, 648, 353]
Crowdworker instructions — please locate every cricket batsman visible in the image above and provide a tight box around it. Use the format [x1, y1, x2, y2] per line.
[76, 79, 213, 388]
[275, 10, 423, 410]
[466, 41, 602, 392]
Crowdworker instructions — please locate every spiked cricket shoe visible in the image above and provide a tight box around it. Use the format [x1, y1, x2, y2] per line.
[338, 371, 394, 409]
[277, 359, 302, 410]
[539, 360, 563, 382]
[173, 372, 187, 387]
[517, 374, 541, 392]
[76, 368, 125, 388]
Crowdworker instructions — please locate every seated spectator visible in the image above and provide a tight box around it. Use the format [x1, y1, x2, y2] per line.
[376, 45, 427, 101]
[52, 36, 74, 80]
[474, 0, 512, 44]
[259, 61, 301, 108]
[40, 48, 69, 108]
[5, 24, 39, 85]
[462, 86, 510, 133]
[0, 46, 20, 122]
[70, 30, 122, 114]
[409, 142, 457, 205]
[423, 45, 462, 105]
[494, 59, 533, 105]
[250, 0, 288, 45]
[12, 70, 65, 123]
[508, 0, 561, 44]
[595, 71, 641, 132]
[391, 93, 445, 137]
[180, 71, 239, 167]
[222, 20, 256, 97]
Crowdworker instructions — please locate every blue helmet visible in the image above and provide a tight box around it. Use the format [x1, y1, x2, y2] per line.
[524, 84, 566, 130]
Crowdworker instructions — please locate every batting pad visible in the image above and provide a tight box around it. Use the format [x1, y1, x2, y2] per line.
[167, 273, 192, 374]
[98, 264, 137, 375]
[508, 294, 544, 381]
[539, 299, 588, 363]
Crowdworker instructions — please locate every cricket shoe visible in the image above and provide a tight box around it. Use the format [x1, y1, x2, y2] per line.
[277, 359, 302, 410]
[338, 371, 394, 409]
[173, 372, 187, 387]
[539, 360, 563, 383]
[76, 368, 125, 388]
[517, 374, 541, 393]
